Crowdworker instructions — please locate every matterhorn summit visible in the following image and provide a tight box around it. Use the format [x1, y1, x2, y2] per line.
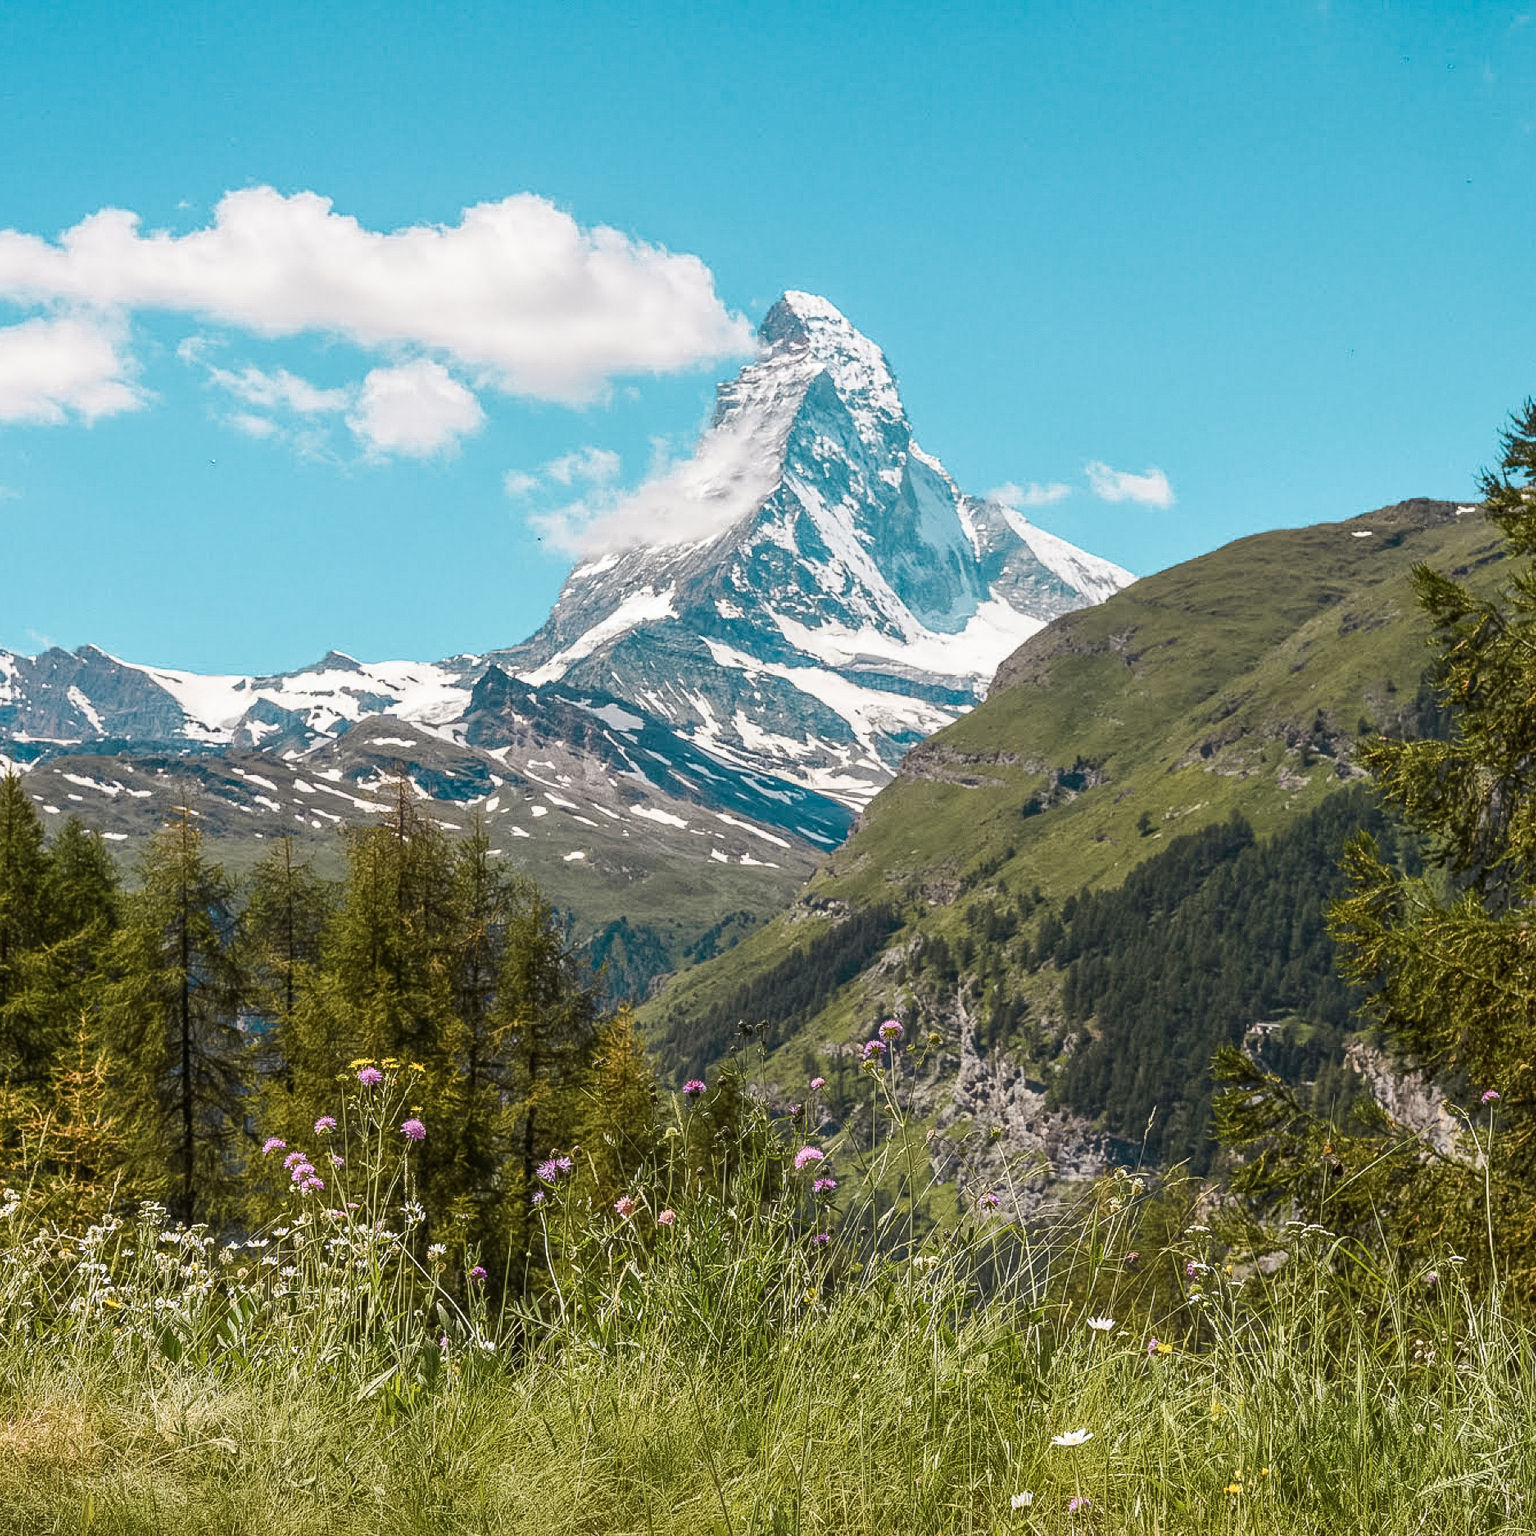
[497, 291, 1133, 805]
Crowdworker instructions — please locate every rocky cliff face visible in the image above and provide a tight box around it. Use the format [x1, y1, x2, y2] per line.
[496, 291, 1132, 806]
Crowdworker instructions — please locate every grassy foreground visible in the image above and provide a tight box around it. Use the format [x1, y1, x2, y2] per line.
[2, 1058, 1533, 1534]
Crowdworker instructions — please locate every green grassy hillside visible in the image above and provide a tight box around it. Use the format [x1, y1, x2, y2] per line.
[639, 498, 1501, 1129]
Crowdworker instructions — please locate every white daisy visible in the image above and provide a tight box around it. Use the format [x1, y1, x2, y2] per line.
[1086, 1315, 1115, 1332]
[1011, 1490, 1035, 1508]
[1050, 1428, 1094, 1448]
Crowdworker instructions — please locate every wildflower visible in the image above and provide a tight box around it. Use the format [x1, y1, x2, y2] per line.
[614, 1195, 637, 1218]
[809, 1076, 826, 1091]
[1010, 1491, 1034, 1509]
[1185, 1260, 1201, 1278]
[683, 1079, 707, 1097]
[1424, 1270, 1439, 1287]
[977, 1191, 1001, 1210]
[1050, 1429, 1093, 1447]
[468, 1265, 487, 1282]
[427, 1243, 447, 1260]
[283, 1151, 306, 1170]
[289, 1162, 316, 1182]
[1086, 1315, 1115, 1332]
[300, 1176, 325, 1193]
[878, 1018, 904, 1042]
[531, 1191, 546, 1208]
[1482, 1088, 1501, 1105]
[1225, 1480, 1242, 1495]
[330, 1153, 344, 1167]
[401, 1118, 426, 1142]
[1124, 1250, 1140, 1266]
[262, 1137, 286, 1155]
[813, 1233, 831, 1247]
[536, 1155, 574, 1183]
[812, 1176, 838, 1196]
[438, 1334, 449, 1350]
[793, 1146, 825, 1171]
[357, 1065, 383, 1086]
[1068, 1496, 1092, 1513]
[861, 1039, 886, 1060]
[657, 1208, 677, 1226]
[314, 1116, 336, 1134]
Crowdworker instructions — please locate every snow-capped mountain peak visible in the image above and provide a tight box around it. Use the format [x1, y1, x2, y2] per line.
[498, 292, 1134, 805]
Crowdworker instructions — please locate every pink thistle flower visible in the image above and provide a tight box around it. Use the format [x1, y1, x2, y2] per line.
[536, 1155, 573, 1183]
[657, 1208, 677, 1226]
[300, 1175, 325, 1193]
[977, 1191, 1001, 1210]
[314, 1116, 336, 1134]
[813, 1232, 831, 1247]
[330, 1153, 345, 1168]
[614, 1195, 637, 1219]
[357, 1066, 383, 1087]
[878, 1018, 904, 1042]
[468, 1265, 487, 1282]
[283, 1150, 306, 1170]
[809, 1076, 826, 1091]
[1482, 1088, 1501, 1105]
[531, 1191, 546, 1207]
[683, 1079, 707, 1098]
[262, 1137, 286, 1155]
[812, 1176, 838, 1195]
[289, 1162, 316, 1183]
[793, 1145, 825, 1172]
[1069, 1496, 1092, 1514]
[401, 1118, 426, 1142]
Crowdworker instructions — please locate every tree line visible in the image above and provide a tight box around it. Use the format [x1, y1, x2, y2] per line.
[0, 779, 654, 1284]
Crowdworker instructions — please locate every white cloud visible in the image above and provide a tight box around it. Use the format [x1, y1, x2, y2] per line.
[206, 363, 350, 415]
[229, 412, 278, 439]
[545, 445, 620, 486]
[988, 480, 1072, 509]
[1084, 460, 1175, 508]
[534, 408, 783, 556]
[345, 359, 485, 458]
[0, 187, 753, 404]
[0, 312, 146, 424]
[503, 443, 623, 502]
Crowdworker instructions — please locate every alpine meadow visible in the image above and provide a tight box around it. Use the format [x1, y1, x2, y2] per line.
[5, 6, 1536, 1532]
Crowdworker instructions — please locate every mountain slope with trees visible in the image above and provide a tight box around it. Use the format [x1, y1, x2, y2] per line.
[640, 497, 1502, 1164]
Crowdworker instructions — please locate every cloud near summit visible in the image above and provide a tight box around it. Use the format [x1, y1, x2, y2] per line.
[0, 187, 753, 434]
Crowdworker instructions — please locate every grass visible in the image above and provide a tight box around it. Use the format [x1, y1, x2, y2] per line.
[639, 500, 1507, 1076]
[3, 1049, 1536, 1533]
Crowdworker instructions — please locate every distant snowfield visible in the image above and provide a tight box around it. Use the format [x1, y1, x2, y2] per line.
[129, 654, 473, 739]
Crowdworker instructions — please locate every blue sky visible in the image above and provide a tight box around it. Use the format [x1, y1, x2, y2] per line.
[1, 0, 1533, 673]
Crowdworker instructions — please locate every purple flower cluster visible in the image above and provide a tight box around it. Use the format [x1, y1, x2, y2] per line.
[357, 1065, 383, 1087]
[878, 1017, 904, 1042]
[861, 1039, 885, 1061]
[1482, 1088, 1501, 1105]
[401, 1118, 426, 1142]
[977, 1191, 1001, 1211]
[809, 1076, 826, 1092]
[793, 1145, 825, 1172]
[536, 1154, 574, 1184]
[262, 1137, 286, 1155]
[812, 1176, 837, 1196]
[468, 1265, 487, 1282]
[314, 1116, 336, 1134]
[683, 1079, 707, 1098]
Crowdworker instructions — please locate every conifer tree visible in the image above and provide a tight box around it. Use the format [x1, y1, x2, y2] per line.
[0, 774, 50, 1082]
[103, 808, 246, 1226]
[240, 834, 333, 1084]
[1215, 400, 1536, 1286]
